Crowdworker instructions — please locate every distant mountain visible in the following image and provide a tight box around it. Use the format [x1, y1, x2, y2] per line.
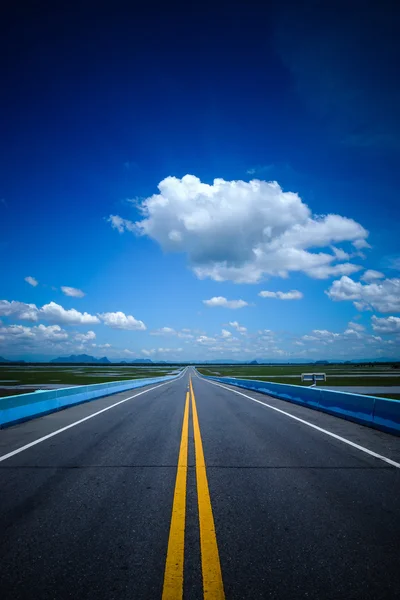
[131, 358, 153, 364]
[51, 354, 111, 364]
[0, 356, 25, 364]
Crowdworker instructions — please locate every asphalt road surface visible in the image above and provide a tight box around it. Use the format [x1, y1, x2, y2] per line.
[1, 367, 400, 599]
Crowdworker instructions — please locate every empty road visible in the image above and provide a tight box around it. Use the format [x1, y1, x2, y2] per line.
[1, 367, 400, 599]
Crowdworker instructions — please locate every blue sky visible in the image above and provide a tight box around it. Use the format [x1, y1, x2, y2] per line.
[1, 0, 399, 361]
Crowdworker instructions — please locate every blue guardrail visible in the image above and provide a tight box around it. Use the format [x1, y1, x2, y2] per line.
[200, 374, 400, 436]
[0, 374, 179, 429]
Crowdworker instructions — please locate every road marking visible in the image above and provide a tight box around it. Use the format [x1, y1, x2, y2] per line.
[162, 392, 190, 600]
[0, 372, 187, 464]
[190, 377, 225, 600]
[202, 378, 400, 470]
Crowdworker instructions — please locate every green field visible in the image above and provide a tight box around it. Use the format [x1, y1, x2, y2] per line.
[0, 364, 181, 394]
[196, 364, 400, 400]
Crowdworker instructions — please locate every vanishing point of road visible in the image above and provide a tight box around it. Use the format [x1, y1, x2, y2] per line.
[1, 367, 400, 599]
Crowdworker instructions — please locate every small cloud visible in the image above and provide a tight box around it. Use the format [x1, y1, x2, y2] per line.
[259, 290, 303, 300]
[348, 321, 365, 332]
[108, 214, 136, 234]
[203, 296, 248, 309]
[331, 246, 350, 261]
[61, 286, 85, 298]
[228, 321, 247, 334]
[360, 270, 384, 282]
[75, 331, 96, 342]
[246, 165, 273, 176]
[150, 327, 176, 336]
[353, 239, 371, 250]
[221, 329, 232, 338]
[384, 255, 400, 271]
[99, 311, 146, 331]
[25, 276, 39, 287]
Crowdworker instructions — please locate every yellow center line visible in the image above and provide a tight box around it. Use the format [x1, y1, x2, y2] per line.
[190, 377, 226, 600]
[162, 391, 190, 600]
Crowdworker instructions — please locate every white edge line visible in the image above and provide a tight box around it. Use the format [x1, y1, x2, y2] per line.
[0, 368, 188, 464]
[199, 375, 400, 470]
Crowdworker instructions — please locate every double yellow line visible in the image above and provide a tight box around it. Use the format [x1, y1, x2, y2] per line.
[162, 377, 225, 600]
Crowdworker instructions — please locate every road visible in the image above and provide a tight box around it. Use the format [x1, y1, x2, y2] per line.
[1, 367, 400, 599]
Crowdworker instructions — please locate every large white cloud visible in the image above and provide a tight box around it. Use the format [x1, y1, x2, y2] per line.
[371, 316, 400, 334]
[109, 175, 367, 283]
[41, 302, 100, 325]
[0, 299, 148, 330]
[259, 289, 303, 300]
[0, 300, 99, 325]
[326, 276, 400, 313]
[99, 311, 146, 330]
[203, 297, 248, 309]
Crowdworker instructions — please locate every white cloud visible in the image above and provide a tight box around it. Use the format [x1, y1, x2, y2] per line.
[228, 321, 247, 334]
[348, 321, 365, 332]
[331, 247, 350, 261]
[312, 329, 340, 338]
[361, 270, 385, 282]
[108, 215, 136, 233]
[25, 276, 38, 287]
[61, 286, 85, 298]
[41, 302, 100, 325]
[353, 239, 371, 250]
[142, 349, 156, 356]
[0, 299, 150, 331]
[98, 343, 111, 349]
[386, 256, 400, 271]
[151, 326, 176, 335]
[203, 296, 248, 309]
[75, 331, 96, 342]
[0, 300, 39, 321]
[111, 175, 367, 283]
[259, 289, 303, 300]
[177, 332, 194, 339]
[150, 327, 193, 339]
[196, 336, 217, 344]
[371, 316, 400, 334]
[344, 328, 363, 339]
[221, 329, 232, 338]
[326, 276, 400, 313]
[0, 323, 68, 343]
[302, 262, 362, 280]
[99, 311, 146, 330]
